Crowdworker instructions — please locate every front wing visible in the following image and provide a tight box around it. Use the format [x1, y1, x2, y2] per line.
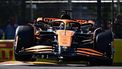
[21, 45, 108, 62]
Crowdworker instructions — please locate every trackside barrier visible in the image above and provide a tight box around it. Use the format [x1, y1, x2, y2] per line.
[0, 40, 14, 61]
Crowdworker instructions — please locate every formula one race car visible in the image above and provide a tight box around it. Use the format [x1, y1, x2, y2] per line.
[14, 18, 114, 65]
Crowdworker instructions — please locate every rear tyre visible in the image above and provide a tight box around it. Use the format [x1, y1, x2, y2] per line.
[14, 25, 35, 61]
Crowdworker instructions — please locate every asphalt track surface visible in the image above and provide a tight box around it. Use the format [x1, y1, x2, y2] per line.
[0, 61, 122, 69]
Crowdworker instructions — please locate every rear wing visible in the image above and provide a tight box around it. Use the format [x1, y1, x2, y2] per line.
[37, 17, 59, 22]
[37, 17, 95, 25]
[76, 19, 87, 24]
[76, 19, 95, 25]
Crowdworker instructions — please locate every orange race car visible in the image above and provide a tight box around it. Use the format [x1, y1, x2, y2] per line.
[14, 18, 114, 65]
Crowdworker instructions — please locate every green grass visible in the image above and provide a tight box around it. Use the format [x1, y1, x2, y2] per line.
[114, 39, 122, 63]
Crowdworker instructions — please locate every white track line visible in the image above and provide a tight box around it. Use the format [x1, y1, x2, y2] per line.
[0, 61, 33, 66]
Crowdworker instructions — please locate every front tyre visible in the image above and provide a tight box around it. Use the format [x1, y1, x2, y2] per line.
[91, 30, 114, 66]
[14, 25, 35, 61]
